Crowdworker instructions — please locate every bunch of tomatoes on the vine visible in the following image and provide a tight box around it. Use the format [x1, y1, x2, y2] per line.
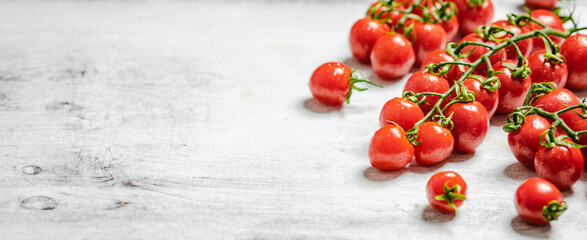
[308, 0, 587, 226]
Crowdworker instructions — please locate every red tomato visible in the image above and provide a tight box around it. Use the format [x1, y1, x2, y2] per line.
[371, 33, 416, 79]
[573, 119, 587, 157]
[366, 1, 406, 27]
[528, 9, 565, 53]
[561, 34, 587, 90]
[532, 88, 581, 128]
[403, 71, 450, 114]
[379, 97, 425, 130]
[408, 21, 447, 66]
[411, 0, 460, 41]
[462, 77, 499, 118]
[414, 122, 454, 166]
[515, 178, 566, 225]
[445, 101, 489, 153]
[491, 20, 534, 59]
[535, 142, 583, 190]
[527, 51, 567, 88]
[420, 49, 470, 84]
[349, 18, 391, 63]
[460, 33, 507, 75]
[525, 0, 558, 9]
[309, 62, 352, 106]
[426, 171, 467, 213]
[449, 0, 494, 34]
[493, 60, 532, 114]
[369, 125, 414, 171]
[508, 115, 553, 169]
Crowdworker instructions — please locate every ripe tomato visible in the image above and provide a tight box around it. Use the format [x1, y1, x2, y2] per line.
[403, 71, 450, 114]
[532, 88, 581, 129]
[491, 20, 534, 59]
[369, 125, 414, 171]
[367, 1, 402, 25]
[525, 0, 558, 9]
[309, 62, 352, 106]
[411, 0, 459, 41]
[349, 18, 391, 63]
[508, 115, 553, 169]
[527, 51, 567, 88]
[560, 34, 587, 90]
[535, 142, 583, 190]
[528, 9, 565, 53]
[573, 119, 587, 157]
[449, 0, 494, 34]
[420, 49, 470, 84]
[426, 171, 467, 213]
[515, 178, 566, 225]
[371, 33, 416, 79]
[445, 101, 489, 153]
[379, 97, 425, 130]
[460, 33, 507, 75]
[414, 122, 454, 166]
[408, 21, 447, 66]
[462, 77, 499, 118]
[493, 60, 532, 114]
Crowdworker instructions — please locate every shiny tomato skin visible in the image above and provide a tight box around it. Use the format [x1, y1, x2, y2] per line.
[445, 101, 489, 153]
[409, 22, 447, 66]
[366, 2, 406, 27]
[561, 34, 587, 90]
[414, 122, 454, 166]
[379, 97, 425, 130]
[350, 18, 391, 63]
[426, 171, 467, 213]
[460, 33, 507, 75]
[532, 88, 581, 128]
[371, 33, 416, 79]
[535, 143, 583, 190]
[309, 62, 352, 106]
[403, 71, 450, 114]
[515, 178, 564, 225]
[528, 51, 567, 88]
[420, 49, 470, 84]
[525, 0, 558, 9]
[462, 77, 499, 118]
[411, 0, 459, 41]
[493, 60, 532, 114]
[573, 119, 587, 157]
[528, 9, 565, 53]
[508, 115, 553, 169]
[491, 20, 534, 59]
[369, 125, 414, 171]
[449, 0, 494, 34]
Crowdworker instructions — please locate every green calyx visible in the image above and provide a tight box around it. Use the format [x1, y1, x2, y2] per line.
[346, 70, 383, 104]
[542, 201, 567, 222]
[434, 181, 466, 211]
[467, 0, 485, 8]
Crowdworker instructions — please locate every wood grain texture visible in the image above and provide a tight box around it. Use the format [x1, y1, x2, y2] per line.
[1, 0, 586, 239]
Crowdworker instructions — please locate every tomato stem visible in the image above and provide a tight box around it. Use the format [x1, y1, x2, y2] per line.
[346, 70, 383, 104]
[434, 181, 466, 211]
[542, 201, 567, 222]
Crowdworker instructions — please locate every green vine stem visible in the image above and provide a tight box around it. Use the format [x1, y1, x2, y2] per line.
[346, 70, 383, 104]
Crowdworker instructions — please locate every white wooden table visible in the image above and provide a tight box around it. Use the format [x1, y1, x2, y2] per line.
[1, 0, 586, 239]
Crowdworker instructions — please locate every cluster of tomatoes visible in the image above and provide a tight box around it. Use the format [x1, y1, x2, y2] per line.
[308, 0, 586, 226]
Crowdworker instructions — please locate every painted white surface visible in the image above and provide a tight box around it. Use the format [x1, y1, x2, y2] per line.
[0, 0, 586, 239]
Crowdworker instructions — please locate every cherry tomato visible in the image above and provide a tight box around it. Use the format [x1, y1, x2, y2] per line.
[445, 101, 489, 153]
[403, 71, 450, 114]
[528, 9, 565, 53]
[525, 0, 558, 9]
[493, 60, 532, 114]
[414, 122, 454, 166]
[560, 34, 587, 90]
[460, 33, 507, 75]
[449, 0, 494, 34]
[366, 2, 406, 28]
[535, 141, 583, 190]
[369, 125, 414, 171]
[527, 51, 567, 88]
[426, 171, 467, 213]
[420, 49, 470, 84]
[532, 88, 581, 129]
[371, 33, 416, 79]
[515, 178, 566, 225]
[572, 119, 587, 157]
[491, 20, 534, 59]
[508, 115, 553, 169]
[309, 62, 353, 106]
[379, 97, 425, 130]
[462, 77, 499, 118]
[411, 0, 460, 41]
[350, 18, 391, 63]
[408, 21, 447, 66]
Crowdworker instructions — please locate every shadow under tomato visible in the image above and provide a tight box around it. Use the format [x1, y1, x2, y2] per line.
[422, 205, 456, 223]
[445, 151, 475, 163]
[562, 188, 574, 198]
[573, 88, 587, 100]
[503, 162, 538, 181]
[367, 72, 405, 87]
[363, 166, 407, 182]
[303, 98, 342, 113]
[511, 216, 551, 238]
[342, 57, 372, 73]
[490, 113, 509, 126]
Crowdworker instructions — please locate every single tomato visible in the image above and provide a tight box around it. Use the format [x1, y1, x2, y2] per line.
[532, 88, 581, 129]
[414, 122, 455, 166]
[371, 33, 416, 79]
[426, 171, 467, 213]
[449, 0, 494, 34]
[369, 125, 414, 171]
[527, 51, 567, 88]
[560, 34, 587, 90]
[515, 178, 566, 225]
[408, 21, 447, 66]
[528, 9, 565, 53]
[309, 62, 352, 106]
[420, 49, 470, 84]
[379, 97, 425, 130]
[493, 60, 532, 114]
[535, 141, 584, 190]
[403, 70, 450, 114]
[508, 115, 553, 169]
[462, 77, 499, 118]
[445, 101, 489, 153]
